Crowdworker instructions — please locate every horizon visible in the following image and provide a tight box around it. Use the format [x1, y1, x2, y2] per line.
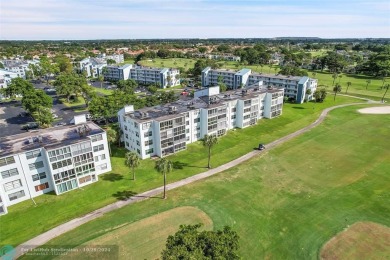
[1, 0, 389, 40]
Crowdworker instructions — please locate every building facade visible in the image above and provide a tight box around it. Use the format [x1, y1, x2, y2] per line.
[104, 64, 180, 88]
[202, 67, 317, 104]
[118, 85, 284, 159]
[0, 121, 111, 215]
[79, 58, 107, 78]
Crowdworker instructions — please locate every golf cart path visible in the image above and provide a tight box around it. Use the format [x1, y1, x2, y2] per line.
[14, 101, 373, 257]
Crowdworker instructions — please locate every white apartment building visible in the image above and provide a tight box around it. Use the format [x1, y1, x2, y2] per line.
[0, 70, 19, 99]
[202, 67, 317, 104]
[118, 85, 284, 159]
[79, 58, 107, 78]
[193, 53, 241, 62]
[0, 59, 40, 79]
[97, 54, 124, 64]
[0, 120, 111, 215]
[104, 64, 180, 88]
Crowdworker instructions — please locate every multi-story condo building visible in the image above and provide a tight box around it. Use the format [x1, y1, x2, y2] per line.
[79, 58, 107, 78]
[202, 67, 317, 104]
[97, 54, 124, 64]
[193, 53, 241, 62]
[0, 59, 40, 79]
[104, 64, 180, 88]
[118, 85, 284, 159]
[0, 70, 19, 99]
[0, 119, 111, 215]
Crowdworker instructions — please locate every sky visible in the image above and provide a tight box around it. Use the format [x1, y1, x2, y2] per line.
[0, 0, 389, 40]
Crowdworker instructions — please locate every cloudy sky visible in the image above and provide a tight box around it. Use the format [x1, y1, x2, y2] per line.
[0, 0, 389, 40]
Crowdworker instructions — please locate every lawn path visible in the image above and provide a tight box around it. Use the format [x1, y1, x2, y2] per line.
[14, 101, 375, 258]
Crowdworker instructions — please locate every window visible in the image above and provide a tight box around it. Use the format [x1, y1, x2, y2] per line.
[49, 146, 72, 162]
[29, 161, 44, 170]
[93, 144, 104, 152]
[51, 159, 72, 170]
[186, 129, 190, 134]
[125, 142, 129, 147]
[125, 134, 129, 139]
[136, 140, 140, 146]
[124, 125, 128, 131]
[8, 190, 25, 201]
[194, 118, 200, 123]
[231, 108, 236, 113]
[186, 121, 189, 125]
[1, 168, 19, 179]
[99, 163, 107, 170]
[35, 182, 49, 192]
[0, 156, 15, 167]
[79, 176, 92, 184]
[32, 172, 46, 181]
[26, 150, 41, 159]
[231, 115, 236, 119]
[134, 122, 138, 128]
[71, 142, 91, 156]
[73, 152, 94, 166]
[56, 179, 78, 194]
[4, 179, 22, 191]
[94, 156, 99, 162]
[53, 169, 76, 184]
[101, 154, 106, 160]
[91, 134, 103, 142]
[137, 149, 140, 155]
[146, 148, 154, 154]
[75, 163, 95, 176]
[135, 132, 139, 137]
[145, 140, 153, 146]
[144, 131, 152, 137]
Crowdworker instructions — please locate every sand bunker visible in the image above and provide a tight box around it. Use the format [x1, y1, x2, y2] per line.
[358, 106, 390, 114]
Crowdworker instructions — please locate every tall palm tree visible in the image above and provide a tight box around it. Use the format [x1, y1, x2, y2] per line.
[333, 83, 342, 101]
[155, 158, 173, 199]
[202, 134, 218, 169]
[382, 84, 389, 103]
[346, 81, 352, 94]
[106, 128, 117, 155]
[125, 151, 140, 181]
[366, 79, 371, 90]
[332, 73, 338, 86]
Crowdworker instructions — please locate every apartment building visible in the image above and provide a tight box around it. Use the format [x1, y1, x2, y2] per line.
[104, 64, 180, 88]
[0, 59, 40, 79]
[118, 85, 284, 159]
[202, 67, 317, 104]
[193, 53, 241, 62]
[0, 120, 111, 215]
[79, 58, 107, 78]
[97, 54, 124, 64]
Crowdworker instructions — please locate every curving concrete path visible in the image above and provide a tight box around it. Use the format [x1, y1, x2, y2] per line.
[14, 102, 371, 258]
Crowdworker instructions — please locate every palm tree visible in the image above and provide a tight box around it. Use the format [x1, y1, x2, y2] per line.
[332, 73, 338, 86]
[106, 128, 117, 155]
[155, 158, 173, 199]
[311, 72, 316, 78]
[346, 81, 352, 94]
[333, 83, 342, 101]
[97, 75, 104, 89]
[202, 134, 218, 169]
[125, 151, 140, 180]
[382, 84, 389, 103]
[366, 79, 371, 90]
[381, 77, 386, 89]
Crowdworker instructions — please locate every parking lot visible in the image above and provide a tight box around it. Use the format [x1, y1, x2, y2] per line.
[0, 101, 35, 138]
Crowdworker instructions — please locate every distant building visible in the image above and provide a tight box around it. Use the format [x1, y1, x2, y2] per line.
[0, 118, 111, 215]
[97, 54, 124, 64]
[118, 85, 283, 159]
[201, 67, 317, 104]
[0, 69, 19, 99]
[79, 58, 107, 78]
[104, 64, 180, 88]
[192, 53, 241, 62]
[0, 59, 40, 79]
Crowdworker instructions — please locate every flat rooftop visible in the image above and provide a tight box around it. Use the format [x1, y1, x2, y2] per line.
[125, 86, 283, 123]
[0, 122, 104, 157]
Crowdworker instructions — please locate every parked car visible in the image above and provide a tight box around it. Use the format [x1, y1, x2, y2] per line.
[52, 114, 59, 119]
[258, 144, 266, 150]
[18, 112, 30, 117]
[22, 123, 39, 130]
[55, 122, 67, 127]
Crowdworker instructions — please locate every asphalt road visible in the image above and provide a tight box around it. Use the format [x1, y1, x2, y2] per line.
[0, 101, 35, 138]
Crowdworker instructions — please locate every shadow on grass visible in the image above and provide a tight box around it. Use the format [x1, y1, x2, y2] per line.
[292, 107, 306, 109]
[101, 173, 124, 182]
[113, 190, 137, 200]
[173, 161, 207, 169]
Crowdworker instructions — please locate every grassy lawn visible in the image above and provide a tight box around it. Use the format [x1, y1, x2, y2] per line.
[55, 206, 213, 260]
[58, 97, 87, 112]
[320, 222, 390, 259]
[0, 96, 360, 247]
[92, 87, 114, 96]
[27, 104, 390, 259]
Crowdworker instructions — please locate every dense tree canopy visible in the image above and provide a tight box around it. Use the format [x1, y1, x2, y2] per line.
[162, 224, 240, 260]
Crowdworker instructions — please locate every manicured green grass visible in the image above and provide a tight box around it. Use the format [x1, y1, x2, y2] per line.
[30, 104, 390, 259]
[92, 87, 114, 96]
[58, 97, 87, 112]
[306, 70, 389, 102]
[0, 96, 360, 247]
[56, 206, 213, 260]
